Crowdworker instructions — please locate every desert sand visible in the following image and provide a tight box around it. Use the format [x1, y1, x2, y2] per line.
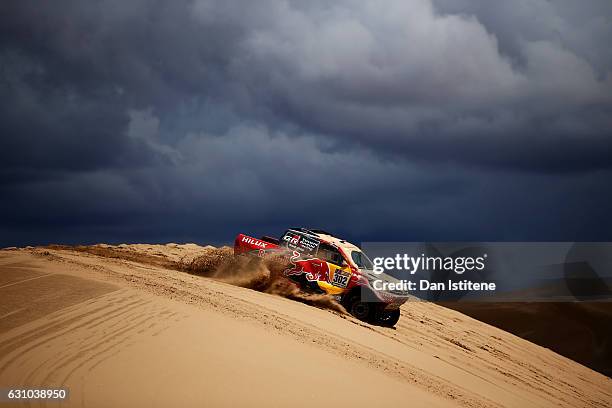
[0, 244, 610, 407]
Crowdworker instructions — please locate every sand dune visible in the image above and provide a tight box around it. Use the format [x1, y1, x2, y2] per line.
[0, 245, 611, 407]
[441, 301, 612, 378]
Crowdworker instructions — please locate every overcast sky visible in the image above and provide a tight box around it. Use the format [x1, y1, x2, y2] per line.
[1, 0, 611, 246]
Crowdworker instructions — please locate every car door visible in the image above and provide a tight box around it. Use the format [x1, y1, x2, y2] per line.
[316, 243, 352, 289]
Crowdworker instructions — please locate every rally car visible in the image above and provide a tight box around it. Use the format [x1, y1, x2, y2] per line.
[234, 228, 409, 327]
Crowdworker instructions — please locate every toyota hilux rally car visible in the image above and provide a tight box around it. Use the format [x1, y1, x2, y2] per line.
[234, 228, 409, 327]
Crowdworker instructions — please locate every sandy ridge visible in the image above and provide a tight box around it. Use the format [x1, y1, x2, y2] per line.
[0, 245, 610, 407]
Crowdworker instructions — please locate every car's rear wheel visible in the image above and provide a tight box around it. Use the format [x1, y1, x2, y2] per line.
[347, 294, 374, 322]
[375, 308, 400, 327]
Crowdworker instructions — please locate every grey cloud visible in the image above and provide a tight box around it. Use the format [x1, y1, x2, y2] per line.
[431, 0, 612, 73]
[4, 0, 610, 171]
[1, 0, 611, 246]
[223, 0, 612, 170]
[5, 117, 611, 245]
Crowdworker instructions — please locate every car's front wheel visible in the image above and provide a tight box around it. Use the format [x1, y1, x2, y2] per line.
[375, 308, 400, 327]
[346, 294, 375, 322]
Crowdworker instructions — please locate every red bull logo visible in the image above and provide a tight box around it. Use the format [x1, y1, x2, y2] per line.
[283, 251, 331, 283]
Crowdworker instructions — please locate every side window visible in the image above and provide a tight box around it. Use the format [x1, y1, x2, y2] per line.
[317, 243, 344, 266]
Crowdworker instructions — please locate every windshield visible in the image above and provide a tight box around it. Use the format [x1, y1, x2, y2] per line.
[350, 250, 374, 270]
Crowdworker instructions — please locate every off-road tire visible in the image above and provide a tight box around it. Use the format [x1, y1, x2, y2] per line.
[375, 308, 400, 327]
[346, 294, 375, 322]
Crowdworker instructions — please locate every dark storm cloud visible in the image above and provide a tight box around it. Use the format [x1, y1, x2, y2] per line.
[223, 0, 612, 171]
[431, 0, 612, 72]
[1, 0, 611, 246]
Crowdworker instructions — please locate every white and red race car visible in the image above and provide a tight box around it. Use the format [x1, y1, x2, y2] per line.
[234, 228, 409, 327]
